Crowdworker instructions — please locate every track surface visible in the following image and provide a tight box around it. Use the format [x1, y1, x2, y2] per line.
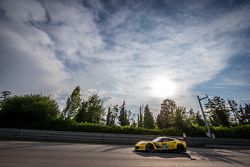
[0, 140, 249, 167]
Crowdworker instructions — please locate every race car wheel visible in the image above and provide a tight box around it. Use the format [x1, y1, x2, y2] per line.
[177, 144, 186, 154]
[146, 143, 154, 153]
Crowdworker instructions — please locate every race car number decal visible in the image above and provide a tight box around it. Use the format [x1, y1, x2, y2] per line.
[162, 144, 168, 149]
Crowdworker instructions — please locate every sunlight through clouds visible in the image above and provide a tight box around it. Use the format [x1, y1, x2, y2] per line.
[0, 0, 250, 113]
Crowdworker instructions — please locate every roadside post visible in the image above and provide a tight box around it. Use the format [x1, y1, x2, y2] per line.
[197, 95, 212, 138]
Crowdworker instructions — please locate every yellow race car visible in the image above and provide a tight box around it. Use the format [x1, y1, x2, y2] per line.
[135, 136, 187, 153]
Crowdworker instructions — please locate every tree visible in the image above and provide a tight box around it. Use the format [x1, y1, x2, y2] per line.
[74, 99, 88, 123]
[61, 86, 81, 120]
[0, 94, 59, 127]
[228, 100, 238, 125]
[84, 94, 105, 123]
[138, 105, 143, 127]
[106, 107, 111, 125]
[186, 108, 196, 126]
[195, 111, 205, 126]
[1, 91, 11, 100]
[131, 120, 137, 127]
[173, 106, 187, 131]
[156, 99, 176, 129]
[243, 104, 250, 123]
[110, 105, 119, 125]
[205, 96, 230, 126]
[118, 101, 130, 126]
[238, 104, 250, 124]
[143, 104, 155, 129]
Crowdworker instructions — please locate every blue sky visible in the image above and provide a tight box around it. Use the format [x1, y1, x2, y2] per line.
[0, 0, 250, 116]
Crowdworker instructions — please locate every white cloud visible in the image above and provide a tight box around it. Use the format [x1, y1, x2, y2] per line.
[0, 0, 249, 114]
[43, 0, 104, 63]
[0, 0, 70, 96]
[1, 0, 46, 22]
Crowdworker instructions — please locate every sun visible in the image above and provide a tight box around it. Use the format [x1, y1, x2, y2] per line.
[151, 78, 177, 98]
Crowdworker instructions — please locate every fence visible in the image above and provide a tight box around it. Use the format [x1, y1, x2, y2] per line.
[0, 128, 250, 147]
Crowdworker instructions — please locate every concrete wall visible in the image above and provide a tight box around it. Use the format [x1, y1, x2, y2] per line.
[0, 128, 250, 147]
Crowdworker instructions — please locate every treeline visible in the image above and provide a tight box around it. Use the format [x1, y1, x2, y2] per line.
[59, 86, 132, 126]
[0, 87, 249, 138]
[205, 96, 249, 126]
[58, 86, 200, 131]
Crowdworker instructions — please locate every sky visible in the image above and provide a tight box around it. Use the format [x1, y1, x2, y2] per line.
[0, 0, 250, 117]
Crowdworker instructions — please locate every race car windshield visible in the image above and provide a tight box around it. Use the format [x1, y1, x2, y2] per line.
[152, 137, 163, 142]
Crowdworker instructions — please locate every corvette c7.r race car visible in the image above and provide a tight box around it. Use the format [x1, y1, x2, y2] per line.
[135, 136, 187, 153]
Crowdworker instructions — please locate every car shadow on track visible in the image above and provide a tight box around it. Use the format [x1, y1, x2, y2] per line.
[101, 145, 132, 152]
[194, 148, 247, 166]
[133, 150, 196, 160]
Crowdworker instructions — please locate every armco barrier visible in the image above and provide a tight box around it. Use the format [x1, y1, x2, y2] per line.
[0, 128, 250, 147]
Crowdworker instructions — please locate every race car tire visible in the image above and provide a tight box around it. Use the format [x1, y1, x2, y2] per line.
[177, 144, 186, 154]
[146, 143, 154, 153]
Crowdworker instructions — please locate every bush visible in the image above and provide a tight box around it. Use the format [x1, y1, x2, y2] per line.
[211, 124, 250, 138]
[0, 94, 59, 128]
[185, 125, 207, 137]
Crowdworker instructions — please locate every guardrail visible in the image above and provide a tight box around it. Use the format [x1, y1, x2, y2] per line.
[0, 128, 250, 147]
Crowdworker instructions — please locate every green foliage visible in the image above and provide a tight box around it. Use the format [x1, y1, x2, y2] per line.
[185, 125, 207, 137]
[173, 106, 188, 131]
[118, 101, 130, 126]
[156, 99, 176, 129]
[1, 114, 249, 138]
[1, 90, 11, 100]
[1, 90, 250, 139]
[61, 86, 81, 120]
[143, 105, 155, 129]
[156, 99, 193, 131]
[39, 119, 183, 136]
[86, 94, 105, 123]
[205, 96, 230, 126]
[106, 107, 111, 125]
[0, 94, 59, 127]
[138, 105, 143, 127]
[210, 124, 250, 138]
[74, 99, 88, 123]
[110, 105, 118, 125]
[195, 111, 205, 126]
[74, 94, 105, 124]
[238, 104, 250, 124]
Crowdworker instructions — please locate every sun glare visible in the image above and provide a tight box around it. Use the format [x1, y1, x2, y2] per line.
[152, 78, 176, 98]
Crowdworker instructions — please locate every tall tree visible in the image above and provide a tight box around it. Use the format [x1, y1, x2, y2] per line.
[131, 120, 137, 127]
[62, 86, 81, 119]
[238, 104, 250, 124]
[138, 105, 143, 127]
[118, 101, 130, 126]
[205, 96, 230, 126]
[186, 108, 196, 126]
[110, 105, 119, 125]
[85, 94, 105, 123]
[156, 99, 176, 129]
[74, 99, 88, 123]
[143, 104, 155, 129]
[74, 93, 105, 124]
[173, 106, 187, 131]
[195, 111, 205, 126]
[106, 107, 111, 125]
[228, 99, 238, 124]
[243, 104, 250, 123]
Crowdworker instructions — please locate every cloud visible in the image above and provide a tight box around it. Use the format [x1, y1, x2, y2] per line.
[0, 0, 70, 95]
[0, 0, 250, 114]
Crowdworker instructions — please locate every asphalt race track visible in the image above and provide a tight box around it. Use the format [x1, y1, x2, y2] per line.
[0, 140, 249, 167]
